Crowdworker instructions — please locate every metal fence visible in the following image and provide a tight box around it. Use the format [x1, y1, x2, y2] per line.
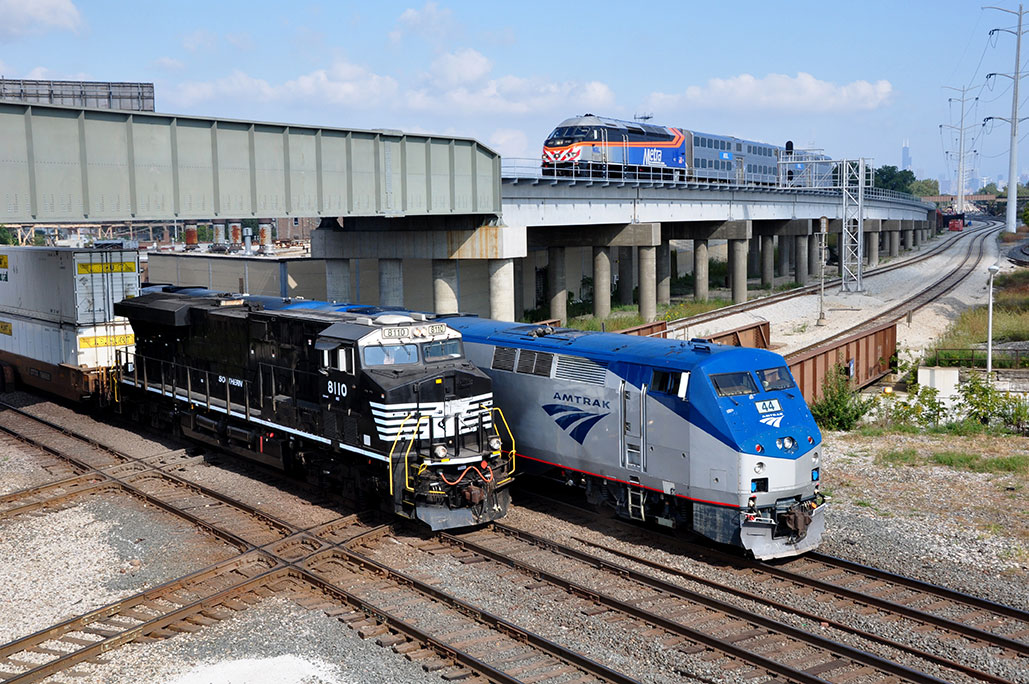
[0, 79, 155, 111]
[929, 348, 1029, 369]
[500, 157, 931, 207]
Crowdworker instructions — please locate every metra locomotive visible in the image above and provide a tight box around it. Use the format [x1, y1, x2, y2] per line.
[442, 316, 825, 560]
[113, 288, 514, 530]
[542, 113, 794, 185]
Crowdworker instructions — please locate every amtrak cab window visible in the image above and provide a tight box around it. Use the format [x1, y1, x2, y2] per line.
[710, 371, 759, 397]
[364, 344, 419, 366]
[757, 366, 795, 392]
[651, 370, 690, 400]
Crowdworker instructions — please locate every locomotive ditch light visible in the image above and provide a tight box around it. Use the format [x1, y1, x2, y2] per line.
[488, 436, 503, 451]
[433, 445, 449, 460]
[754, 461, 766, 474]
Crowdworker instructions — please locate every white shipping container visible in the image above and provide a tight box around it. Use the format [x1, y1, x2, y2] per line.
[0, 247, 140, 326]
[0, 313, 134, 369]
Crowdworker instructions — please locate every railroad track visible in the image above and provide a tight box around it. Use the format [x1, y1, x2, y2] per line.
[665, 220, 1003, 335]
[785, 219, 1000, 360]
[0, 401, 639, 684]
[506, 492, 1029, 684]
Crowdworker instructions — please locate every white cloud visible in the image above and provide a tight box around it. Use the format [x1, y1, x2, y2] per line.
[225, 32, 254, 51]
[430, 48, 492, 87]
[171, 61, 398, 109]
[0, 0, 81, 41]
[154, 56, 184, 71]
[390, 1, 454, 43]
[183, 28, 217, 53]
[410, 76, 615, 116]
[284, 62, 398, 105]
[488, 128, 529, 157]
[18, 65, 89, 80]
[649, 72, 892, 114]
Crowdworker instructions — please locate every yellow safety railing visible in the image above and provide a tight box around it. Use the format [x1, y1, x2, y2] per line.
[484, 405, 516, 483]
[403, 415, 428, 492]
[386, 412, 415, 497]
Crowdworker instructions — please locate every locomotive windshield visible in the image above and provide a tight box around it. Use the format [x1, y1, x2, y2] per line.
[363, 343, 419, 366]
[710, 371, 759, 397]
[423, 339, 463, 361]
[756, 366, 795, 392]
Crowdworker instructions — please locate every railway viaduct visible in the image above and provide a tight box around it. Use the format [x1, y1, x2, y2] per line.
[0, 102, 935, 322]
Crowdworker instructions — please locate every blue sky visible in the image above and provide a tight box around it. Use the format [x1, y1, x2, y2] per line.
[0, 1, 1023, 188]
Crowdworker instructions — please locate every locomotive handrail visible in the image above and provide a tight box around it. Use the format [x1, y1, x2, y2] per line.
[403, 414, 429, 493]
[386, 411, 416, 497]
[484, 405, 516, 481]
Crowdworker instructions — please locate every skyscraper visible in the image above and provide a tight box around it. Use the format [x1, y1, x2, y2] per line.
[901, 139, 912, 171]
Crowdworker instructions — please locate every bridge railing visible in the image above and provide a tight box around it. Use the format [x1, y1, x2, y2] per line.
[501, 157, 931, 207]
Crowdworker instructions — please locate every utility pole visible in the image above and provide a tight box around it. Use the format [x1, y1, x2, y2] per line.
[985, 3, 1029, 233]
[941, 86, 978, 213]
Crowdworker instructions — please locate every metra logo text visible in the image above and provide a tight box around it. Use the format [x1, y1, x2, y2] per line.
[643, 149, 663, 164]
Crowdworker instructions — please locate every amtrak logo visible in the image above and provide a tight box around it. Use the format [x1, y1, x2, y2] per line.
[759, 413, 784, 428]
[543, 404, 609, 445]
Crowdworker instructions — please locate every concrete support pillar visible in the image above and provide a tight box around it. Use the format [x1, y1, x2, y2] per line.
[548, 246, 567, 325]
[693, 239, 709, 302]
[761, 234, 775, 289]
[794, 235, 809, 286]
[777, 236, 790, 278]
[513, 258, 524, 321]
[912, 228, 921, 249]
[431, 259, 459, 314]
[326, 259, 351, 303]
[638, 246, 657, 322]
[617, 246, 633, 306]
[903, 229, 913, 251]
[656, 242, 670, 307]
[890, 231, 901, 257]
[488, 258, 515, 322]
[809, 233, 821, 278]
[865, 232, 879, 268]
[748, 236, 761, 276]
[379, 258, 403, 307]
[592, 246, 611, 319]
[729, 238, 748, 304]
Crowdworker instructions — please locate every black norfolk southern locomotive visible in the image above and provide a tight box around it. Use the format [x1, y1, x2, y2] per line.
[113, 289, 514, 529]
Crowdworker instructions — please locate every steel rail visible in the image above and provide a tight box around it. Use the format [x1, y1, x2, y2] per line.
[308, 541, 640, 684]
[664, 220, 1001, 335]
[804, 551, 1029, 622]
[573, 536, 1022, 684]
[440, 524, 952, 684]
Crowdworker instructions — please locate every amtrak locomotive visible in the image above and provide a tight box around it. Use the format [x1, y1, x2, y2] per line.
[442, 317, 825, 560]
[113, 288, 514, 530]
[542, 113, 817, 186]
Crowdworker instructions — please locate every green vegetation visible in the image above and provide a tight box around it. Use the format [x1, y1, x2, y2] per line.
[0, 226, 13, 245]
[931, 451, 1029, 474]
[874, 165, 916, 193]
[810, 365, 875, 431]
[930, 268, 1029, 369]
[877, 448, 918, 466]
[909, 178, 940, 197]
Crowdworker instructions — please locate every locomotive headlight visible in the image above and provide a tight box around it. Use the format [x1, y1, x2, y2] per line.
[753, 461, 765, 474]
[488, 436, 503, 452]
[783, 436, 796, 450]
[775, 438, 783, 450]
[433, 445, 449, 460]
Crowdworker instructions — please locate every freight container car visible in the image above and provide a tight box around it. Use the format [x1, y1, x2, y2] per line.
[0, 247, 139, 325]
[0, 246, 139, 401]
